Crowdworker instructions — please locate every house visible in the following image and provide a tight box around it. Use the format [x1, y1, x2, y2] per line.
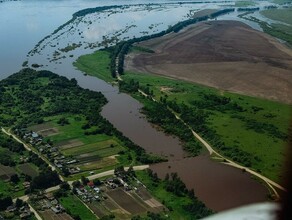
[6, 205, 17, 212]
[20, 211, 31, 219]
[31, 132, 39, 138]
[45, 193, 54, 201]
[23, 182, 31, 188]
[51, 206, 61, 214]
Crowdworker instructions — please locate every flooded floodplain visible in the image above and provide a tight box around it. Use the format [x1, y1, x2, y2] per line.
[0, 0, 275, 211]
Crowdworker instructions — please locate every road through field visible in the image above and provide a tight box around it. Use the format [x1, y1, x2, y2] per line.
[116, 70, 286, 198]
[1, 127, 64, 181]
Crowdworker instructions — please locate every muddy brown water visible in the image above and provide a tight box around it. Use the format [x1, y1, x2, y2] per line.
[0, 2, 271, 212]
[101, 92, 186, 160]
[151, 155, 268, 211]
[47, 61, 269, 212]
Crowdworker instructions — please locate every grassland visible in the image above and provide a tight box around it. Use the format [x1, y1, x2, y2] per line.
[235, 1, 256, 7]
[73, 50, 113, 82]
[122, 71, 291, 181]
[74, 48, 291, 181]
[37, 114, 131, 177]
[240, 9, 292, 45]
[272, 0, 292, 4]
[59, 194, 97, 220]
[1, 69, 160, 182]
[136, 170, 210, 219]
[261, 8, 292, 25]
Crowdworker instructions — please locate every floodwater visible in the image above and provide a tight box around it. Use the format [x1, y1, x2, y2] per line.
[0, 0, 274, 211]
[151, 156, 268, 211]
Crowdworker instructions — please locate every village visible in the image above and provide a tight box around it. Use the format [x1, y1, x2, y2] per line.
[15, 128, 81, 175]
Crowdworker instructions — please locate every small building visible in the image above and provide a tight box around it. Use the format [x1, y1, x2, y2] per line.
[6, 205, 17, 212]
[51, 206, 61, 214]
[31, 132, 39, 138]
[45, 193, 55, 201]
[20, 211, 31, 219]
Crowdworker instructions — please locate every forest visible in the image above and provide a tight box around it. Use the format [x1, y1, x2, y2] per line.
[0, 68, 163, 168]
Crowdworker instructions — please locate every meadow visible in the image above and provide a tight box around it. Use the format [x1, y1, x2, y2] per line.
[122, 71, 291, 181]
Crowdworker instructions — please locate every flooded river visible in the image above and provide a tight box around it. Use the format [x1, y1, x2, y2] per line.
[0, 0, 273, 211]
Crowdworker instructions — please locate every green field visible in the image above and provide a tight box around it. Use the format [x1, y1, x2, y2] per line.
[74, 49, 291, 181]
[272, 0, 292, 4]
[59, 194, 97, 220]
[136, 170, 211, 219]
[261, 8, 292, 25]
[38, 114, 127, 175]
[0, 132, 37, 198]
[235, 1, 256, 7]
[122, 71, 291, 181]
[73, 50, 113, 82]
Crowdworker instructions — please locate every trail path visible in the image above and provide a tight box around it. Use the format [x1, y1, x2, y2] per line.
[115, 68, 286, 198]
[1, 128, 64, 181]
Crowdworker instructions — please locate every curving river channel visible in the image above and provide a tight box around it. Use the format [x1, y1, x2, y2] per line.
[0, 0, 273, 211]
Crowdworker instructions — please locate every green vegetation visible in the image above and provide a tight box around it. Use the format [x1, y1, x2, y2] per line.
[235, 1, 256, 7]
[92, 9, 235, 78]
[261, 8, 292, 25]
[130, 46, 155, 54]
[74, 42, 291, 181]
[134, 95, 203, 156]
[73, 50, 113, 82]
[239, 11, 292, 45]
[59, 193, 96, 220]
[0, 68, 163, 180]
[272, 0, 292, 4]
[121, 71, 291, 181]
[136, 170, 212, 219]
[60, 43, 82, 53]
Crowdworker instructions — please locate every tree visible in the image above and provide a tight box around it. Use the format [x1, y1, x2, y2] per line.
[81, 176, 89, 185]
[72, 180, 81, 188]
[0, 194, 13, 211]
[60, 182, 70, 191]
[93, 179, 101, 186]
[10, 174, 20, 184]
[15, 198, 24, 208]
[114, 165, 125, 176]
[127, 165, 135, 177]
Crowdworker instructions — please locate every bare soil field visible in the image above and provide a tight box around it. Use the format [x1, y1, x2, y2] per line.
[88, 202, 109, 218]
[29, 123, 54, 132]
[0, 164, 16, 181]
[106, 188, 147, 215]
[29, 123, 59, 137]
[136, 186, 152, 200]
[57, 139, 84, 150]
[18, 163, 38, 177]
[126, 20, 292, 104]
[40, 210, 73, 220]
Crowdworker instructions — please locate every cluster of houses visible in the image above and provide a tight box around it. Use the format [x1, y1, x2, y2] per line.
[2, 203, 32, 219]
[17, 129, 81, 175]
[35, 193, 65, 214]
[105, 177, 131, 191]
[75, 181, 102, 203]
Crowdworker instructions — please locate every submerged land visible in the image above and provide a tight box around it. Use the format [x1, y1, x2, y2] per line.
[1, 1, 292, 219]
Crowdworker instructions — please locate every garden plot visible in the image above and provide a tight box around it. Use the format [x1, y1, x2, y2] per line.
[18, 163, 39, 178]
[0, 164, 16, 181]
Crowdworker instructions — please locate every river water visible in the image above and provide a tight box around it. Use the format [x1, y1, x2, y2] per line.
[0, 0, 274, 211]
